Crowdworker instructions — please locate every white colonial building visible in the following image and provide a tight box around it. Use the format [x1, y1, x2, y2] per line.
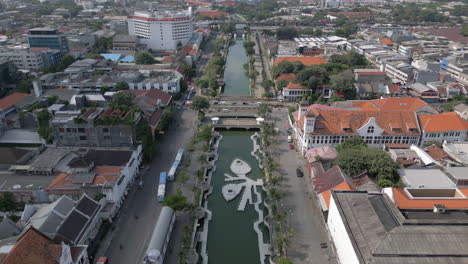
[127, 9, 193, 51]
[419, 112, 468, 146]
[292, 101, 421, 153]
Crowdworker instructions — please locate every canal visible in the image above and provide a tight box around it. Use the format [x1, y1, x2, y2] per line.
[206, 131, 267, 264]
[222, 39, 250, 95]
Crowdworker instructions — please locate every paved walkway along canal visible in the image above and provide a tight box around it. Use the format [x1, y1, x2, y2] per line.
[222, 39, 250, 95]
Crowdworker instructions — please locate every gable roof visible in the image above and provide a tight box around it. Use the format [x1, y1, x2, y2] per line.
[55, 195, 100, 244]
[419, 112, 468, 132]
[274, 56, 328, 66]
[379, 38, 394, 45]
[0, 218, 21, 240]
[0, 93, 30, 111]
[305, 146, 337, 162]
[296, 108, 420, 136]
[1, 227, 57, 264]
[369, 97, 428, 111]
[424, 145, 449, 161]
[285, 82, 303, 89]
[276, 73, 296, 82]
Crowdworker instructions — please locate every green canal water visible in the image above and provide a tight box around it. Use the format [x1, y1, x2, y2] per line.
[207, 131, 261, 264]
[222, 40, 250, 95]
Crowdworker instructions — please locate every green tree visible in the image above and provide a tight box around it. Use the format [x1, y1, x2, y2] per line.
[181, 64, 195, 79]
[37, 109, 53, 143]
[272, 60, 294, 78]
[257, 103, 272, 118]
[157, 106, 175, 131]
[135, 51, 156, 65]
[336, 136, 366, 152]
[114, 82, 129, 91]
[18, 79, 33, 94]
[108, 92, 135, 110]
[261, 79, 274, 90]
[190, 96, 210, 112]
[136, 118, 155, 162]
[163, 189, 187, 211]
[276, 27, 298, 40]
[330, 69, 354, 92]
[0, 192, 19, 211]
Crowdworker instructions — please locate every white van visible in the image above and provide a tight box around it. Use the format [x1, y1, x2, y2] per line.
[287, 135, 292, 143]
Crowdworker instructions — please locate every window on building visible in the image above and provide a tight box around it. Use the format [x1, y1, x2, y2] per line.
[78, 128, 85, 133]
[79, 136, 87, 140]
[103, 128, 109, 133]
[59, 128, 65, 132]
[367, 126, 374, 134]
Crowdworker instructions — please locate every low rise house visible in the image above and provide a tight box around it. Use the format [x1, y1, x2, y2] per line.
[408, 83, 439, 102]
[454, 103, 468, 120]
[20, 194, 102, 246]
[353, 69, 391, 99]
[443, 142, 468, 165]
[0, 227, 89, 264]
[419, 112, 468, 146]
[46, 147, 142, 217]
[273, 56, 328, 67]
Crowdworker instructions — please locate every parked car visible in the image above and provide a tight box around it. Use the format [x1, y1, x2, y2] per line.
[289, 144, 294, 150]
[287, 135, 292, 143]
[138, 181, 144, 189]
[296, 168, 304, 178]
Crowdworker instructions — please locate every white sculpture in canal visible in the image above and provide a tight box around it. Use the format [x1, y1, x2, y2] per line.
[222, 158, 263, 211]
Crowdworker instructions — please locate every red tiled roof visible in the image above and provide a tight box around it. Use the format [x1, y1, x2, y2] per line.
[321, 181, 355, 209]
[388, 84, 401, 94]
[2, 227, 58, 264]
[425, 145, 449, 161]
[419, 112, 468, 132]
[0, 93, 30, 111]
[198, 11, 227, 18]
[274, 56, 328, 66]
[93, 166, 122, 185]
[185, 0, 210, 5]
[353, 97, 428, 112]
[392, 187, 468, 209]
[296, 108, 420, 136]
[285, 82, 304, 89]
[380, 38, 394, 45]
[276, 73, 296, 82]
[162, 56, 174, 62]
[126, 89, 172, 107]
[222, 1, 237, 6]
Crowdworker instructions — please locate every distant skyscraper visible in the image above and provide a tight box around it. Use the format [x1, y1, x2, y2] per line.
[27, 28, 69, 55]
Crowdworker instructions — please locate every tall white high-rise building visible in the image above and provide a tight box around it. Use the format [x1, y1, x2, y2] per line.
[127, 9, 193, 51]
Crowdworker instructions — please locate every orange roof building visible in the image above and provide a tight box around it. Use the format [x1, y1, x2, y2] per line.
[293, 101, 422, 152]
[379, 38, 394, 45]
[274, 56, 328, 66]
[419, 112, 468, 146]
[197, 11, 227, 18]
[0, 93, 30, 111]
[387, 187, 468, 209]
[0, 227, 88, 264]
[275, 73, 296, 82]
